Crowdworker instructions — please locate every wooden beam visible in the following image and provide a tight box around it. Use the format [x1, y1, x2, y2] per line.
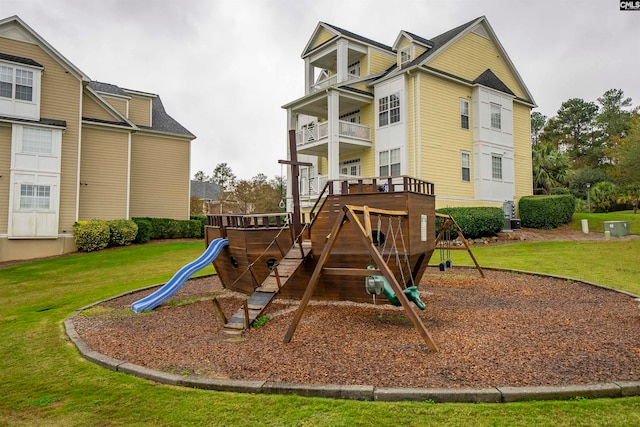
[344, 208, 438, 352]
[322, 267, 382, 276]
[283, 210, 348, 343]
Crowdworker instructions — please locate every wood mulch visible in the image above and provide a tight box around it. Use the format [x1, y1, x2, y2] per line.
[72, 268, 640, 389]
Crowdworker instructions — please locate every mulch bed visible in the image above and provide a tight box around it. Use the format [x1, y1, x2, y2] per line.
[72, 268, 640, 389]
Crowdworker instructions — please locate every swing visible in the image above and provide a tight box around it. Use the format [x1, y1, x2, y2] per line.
[365, 215, 426, 310]
[438, 220, 453, 271]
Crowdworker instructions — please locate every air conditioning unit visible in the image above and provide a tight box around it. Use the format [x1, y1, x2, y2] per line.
[604, 221, 629, 237]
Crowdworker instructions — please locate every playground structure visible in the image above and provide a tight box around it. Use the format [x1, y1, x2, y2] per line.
[132, 132, 482, 351]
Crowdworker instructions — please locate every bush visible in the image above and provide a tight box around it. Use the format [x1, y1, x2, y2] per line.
[519, 195, 575, 229]
[132, 218, 152, 243]
[108, 219, 138, 246]
[436, 207, 504, 239]
[73, 220, 110, 252]
[132, 217, 204, 240]
[190, 215, 207, 238]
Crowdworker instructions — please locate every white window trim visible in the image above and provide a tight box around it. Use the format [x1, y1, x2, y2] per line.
[399, 47, 412, 65]
[491, 154, 503, 180]
[490, 103, 502, 130]
[0, 60, 42, 120]
[460, 98, 470, 130]
[461, 151, 470, 182]
[378, 93, 401, 128]
[8, 124, 62, 238]
[378, 148, 401, 177]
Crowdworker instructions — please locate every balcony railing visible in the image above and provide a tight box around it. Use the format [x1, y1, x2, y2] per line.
[310, 73, 359, 93]
[296, 120, 371, 147]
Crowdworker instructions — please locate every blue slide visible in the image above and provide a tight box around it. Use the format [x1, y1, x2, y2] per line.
[131, 238, 228, 313]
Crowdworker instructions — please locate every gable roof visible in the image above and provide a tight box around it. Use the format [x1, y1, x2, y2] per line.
[86, 81, 194, 138]
[392, 30, 433, 51]
[0, 15, 90, 82]
[303, 22, 394, 56]
[473, 69, 516, 97]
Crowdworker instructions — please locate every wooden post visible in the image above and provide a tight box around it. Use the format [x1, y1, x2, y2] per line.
[283, 210, 348, 343]
[212, 298, 227, 324]
[344, 208, 438, 352]
[278, 130, 312, 239]
[273, 265, 283, 290]
[243, 300, 250, 329]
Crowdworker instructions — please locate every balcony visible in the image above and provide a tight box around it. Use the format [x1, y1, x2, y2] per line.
[296, 120, 372, 157]
[310, 73, 359, 93]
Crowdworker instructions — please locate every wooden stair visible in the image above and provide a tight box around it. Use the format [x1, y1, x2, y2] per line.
[222, 240, 311, 335]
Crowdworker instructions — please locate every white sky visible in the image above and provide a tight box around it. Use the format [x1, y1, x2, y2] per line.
[3, 0, 639, 180]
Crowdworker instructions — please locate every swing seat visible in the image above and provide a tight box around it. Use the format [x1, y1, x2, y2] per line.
[445, 260, 452, 268]
[376, 276, 426, 310]
[439, 262, 447, 271]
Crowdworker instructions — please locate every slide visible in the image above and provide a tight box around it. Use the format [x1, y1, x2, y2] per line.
[131, 238, 228, 313]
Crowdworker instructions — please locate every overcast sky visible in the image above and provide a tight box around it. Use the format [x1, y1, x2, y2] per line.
[4, 0, 639, 180]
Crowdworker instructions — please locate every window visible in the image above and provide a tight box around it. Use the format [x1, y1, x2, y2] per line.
[400, 47, 411, 64]
[379, 93, 400, 127]
[461, 152, 470, 182]
[379, 148, 400, 176]
[340, 158, 361, 176]
[20, 184, 51, 210]
[0, 65, 12, 98]
[490, 103, 501, 130]
[0, 65, 33, 101]
[492, 155, 503, 180]
[348, 61, 360, 77]
[460, 98, 470, 129]
[22, 127, 53, 155]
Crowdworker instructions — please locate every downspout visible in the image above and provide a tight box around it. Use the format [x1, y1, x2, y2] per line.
[126, 132, 131, 218]
[75, 82, 83, 222]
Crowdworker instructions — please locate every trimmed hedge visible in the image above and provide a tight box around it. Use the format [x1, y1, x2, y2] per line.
[132, 218, 152, 243]
[73, 220, 110, 252]
[132, 217, 203, 240]
[108, 219, 138, 246]
[436, 207, 504, 240]
[519, 195, 575, 229]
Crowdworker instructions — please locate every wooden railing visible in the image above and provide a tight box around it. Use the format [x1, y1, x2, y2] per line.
[207, 212, 290, 229]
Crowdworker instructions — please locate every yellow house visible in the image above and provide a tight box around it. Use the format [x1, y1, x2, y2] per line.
[0, 16, 195, 262]
[282, 16, 535, 212]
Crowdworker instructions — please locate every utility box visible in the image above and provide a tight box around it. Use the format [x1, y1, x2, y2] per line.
[510, 219, 521, 230]
[603, 221, 629, 237]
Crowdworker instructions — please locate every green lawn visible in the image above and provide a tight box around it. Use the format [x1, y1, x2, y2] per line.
[2, 238, 640, 426]
[571, 210, 640, 235]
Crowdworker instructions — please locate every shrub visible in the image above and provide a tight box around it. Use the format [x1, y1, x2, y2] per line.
[108, 219, 138, 246]
[436, 207, 504, 239]
[73, 220, 110, 252]
[132, 218, 152, 243]
[132, 217, 204, 240]
[590, 181, 618, 213]
[190, 215, 207, 238]
[519, 195, 575, 229]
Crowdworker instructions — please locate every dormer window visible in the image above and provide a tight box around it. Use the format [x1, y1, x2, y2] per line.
[1, 65, 33, 101]
[0, 57, 42, 120]
[399, 47, 411, 65]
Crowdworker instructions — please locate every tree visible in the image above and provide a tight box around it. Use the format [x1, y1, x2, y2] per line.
[613, 113, 640, 184]
[589, 181, 618, 213]
[193, 171, 208, 182]
[232, 174, 285, 214]
[618, 184, 640, 214]
[595, 89, 634, 167]
[554, 98, 599, 167]
[532, 142, 570, 194]
[568, 167, 609, 199]
[211, 163, 236, 213]
[530, 111, 547, 146]
[211, 163, 236, 191]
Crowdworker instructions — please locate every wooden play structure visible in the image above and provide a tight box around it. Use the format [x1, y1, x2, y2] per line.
[203, 132, 483, 351]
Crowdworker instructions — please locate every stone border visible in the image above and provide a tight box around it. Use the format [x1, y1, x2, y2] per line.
[64, 269, 640, 403]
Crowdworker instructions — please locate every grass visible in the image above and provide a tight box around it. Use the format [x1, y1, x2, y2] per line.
[2, 238, 640, 426]
[570, 210, 640, 235]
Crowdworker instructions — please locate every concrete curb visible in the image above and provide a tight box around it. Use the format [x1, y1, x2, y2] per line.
[65, 272, 640, 403]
